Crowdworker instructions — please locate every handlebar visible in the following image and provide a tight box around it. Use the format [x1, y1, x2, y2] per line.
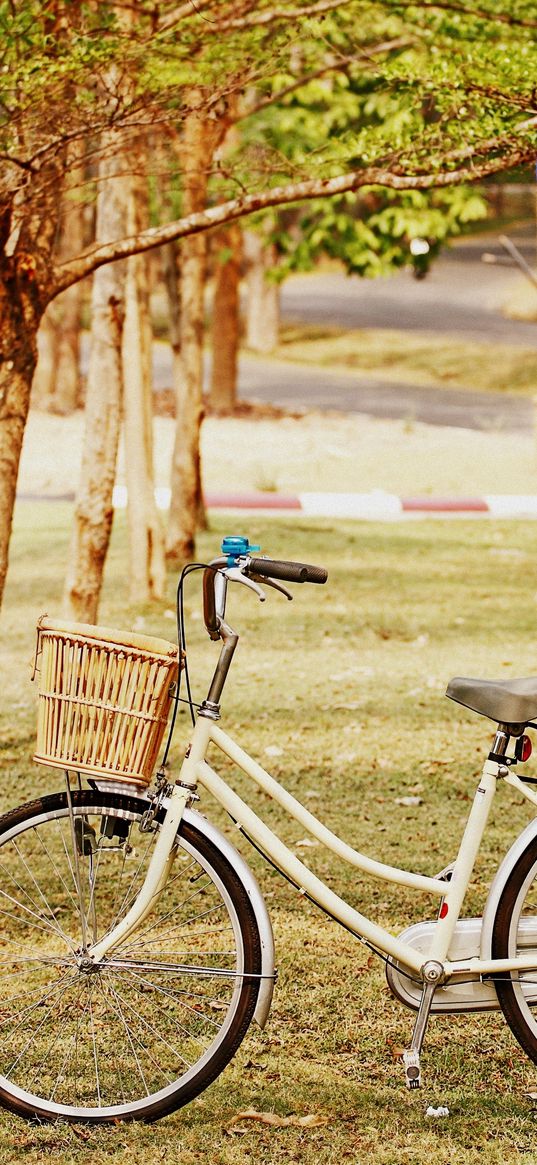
[247, 557, 328, 585]
[202, 550, 328, 638]
[202, 557, 227, 640]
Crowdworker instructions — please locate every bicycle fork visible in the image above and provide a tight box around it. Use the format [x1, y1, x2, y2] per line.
[84, 782, 191, 964]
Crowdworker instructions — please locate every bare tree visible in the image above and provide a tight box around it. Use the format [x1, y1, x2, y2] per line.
[63, 138, 127, 621]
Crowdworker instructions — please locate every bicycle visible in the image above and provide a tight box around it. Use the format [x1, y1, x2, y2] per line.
[3, 534, 537, 1124]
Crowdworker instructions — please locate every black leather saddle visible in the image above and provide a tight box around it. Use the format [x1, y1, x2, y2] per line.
[446, 675, 537, 729]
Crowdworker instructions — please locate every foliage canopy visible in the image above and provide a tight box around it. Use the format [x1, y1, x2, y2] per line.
[1, 0, 536, 265]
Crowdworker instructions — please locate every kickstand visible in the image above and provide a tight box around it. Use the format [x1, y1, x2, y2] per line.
[403, 973, 439, 1090]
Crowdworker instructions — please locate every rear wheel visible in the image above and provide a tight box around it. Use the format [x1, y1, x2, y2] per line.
[0, 790, 261, 1123]
[491, 837, 537, 1064]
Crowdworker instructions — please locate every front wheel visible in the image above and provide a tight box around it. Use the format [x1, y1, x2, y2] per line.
[491, 836, 537, 1064]
[0, 790, 261, 1123]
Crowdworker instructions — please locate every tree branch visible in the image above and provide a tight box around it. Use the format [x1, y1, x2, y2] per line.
[0, 152, 36, 173]
[52, 133, 535, 297]
[243, 37, 415, 118]
[155, 0, 350, 36]
[386, 0, 537, 30]
[155, 0, 222, 34]
[206, 0, 353, 33]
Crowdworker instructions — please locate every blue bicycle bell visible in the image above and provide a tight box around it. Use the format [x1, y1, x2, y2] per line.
[221, 536, 260, 566]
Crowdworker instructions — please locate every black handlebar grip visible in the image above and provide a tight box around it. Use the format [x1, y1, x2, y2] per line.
[248, 557, 328, 584]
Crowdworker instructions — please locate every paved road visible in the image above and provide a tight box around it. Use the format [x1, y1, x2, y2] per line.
[232, 354, 533, 433]
[236, 231, 536, 430]
[279, 233, 537, 346]
[149, 229, 536, 432]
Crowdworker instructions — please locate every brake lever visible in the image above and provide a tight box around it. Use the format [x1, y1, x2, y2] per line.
[225, 566, 266, 601]
[249, 573, 293, 601]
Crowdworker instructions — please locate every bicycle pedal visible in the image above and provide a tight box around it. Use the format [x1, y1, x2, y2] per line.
[403, 1049, 421, 1089]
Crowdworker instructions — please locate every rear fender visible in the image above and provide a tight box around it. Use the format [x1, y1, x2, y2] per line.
[480, 815, 537, 961]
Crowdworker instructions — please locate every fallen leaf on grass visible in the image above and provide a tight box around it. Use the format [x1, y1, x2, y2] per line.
[386, 1038, 406, 1060]
[71, 1126, 93, 1141]
[227, 1108, 329, 1129]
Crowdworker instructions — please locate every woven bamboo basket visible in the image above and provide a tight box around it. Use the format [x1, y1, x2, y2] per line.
[32, 617, 181, 787]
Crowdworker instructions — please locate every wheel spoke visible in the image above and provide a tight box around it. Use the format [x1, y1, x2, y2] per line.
[103, 978, 153, 1098]
[120, 904, 231, 955]
[103, 979, 194, 1069]
[105, 977, 177, 1094]
[122, 968, 223, 1030]
[2, 973, 78, 1076]
[102, 832, 155, 935]
[0, 854, 75, 949]
[87, 986, 101, 1107]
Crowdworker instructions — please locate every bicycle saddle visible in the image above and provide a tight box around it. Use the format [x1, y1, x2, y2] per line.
[446, 675, 537, 728]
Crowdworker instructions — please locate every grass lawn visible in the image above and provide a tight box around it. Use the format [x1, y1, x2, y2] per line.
[273, 324, 537, 396]
[4, 505, 537, 1162]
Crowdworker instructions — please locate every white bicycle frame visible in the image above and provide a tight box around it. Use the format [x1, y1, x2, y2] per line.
[86, 548, 537, 1007]
[90, 712, 537, 982]
[81, 548, 537, 1091]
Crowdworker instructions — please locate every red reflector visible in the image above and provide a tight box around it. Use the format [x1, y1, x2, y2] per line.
[518, 735, 533, 763]
[439, 902, 449, 919]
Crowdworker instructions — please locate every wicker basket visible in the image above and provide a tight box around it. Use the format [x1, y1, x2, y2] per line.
[33, 617, 181, 787]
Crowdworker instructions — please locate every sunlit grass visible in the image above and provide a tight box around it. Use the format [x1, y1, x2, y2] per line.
[3, 507, 537, 1161]
[274, 324, 537, 395]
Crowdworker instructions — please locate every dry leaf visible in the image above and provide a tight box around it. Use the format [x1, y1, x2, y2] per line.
[227, 1108, 328, 1129]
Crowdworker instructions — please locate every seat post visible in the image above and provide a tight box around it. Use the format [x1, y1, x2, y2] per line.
[491, 726, 511, 757]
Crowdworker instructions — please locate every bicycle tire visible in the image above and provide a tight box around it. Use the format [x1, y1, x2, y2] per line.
[0, 789, 261, 1123]
[491, 835, 537, 1064]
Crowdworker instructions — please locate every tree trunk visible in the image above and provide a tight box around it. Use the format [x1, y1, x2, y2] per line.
[0, 263, 44, 609]
[53, 278, 84, 413]
[33, 283, 85, 414]
[52, 168, 86, 414]
[162, 240, 185, 411]
[122, 153, 166, 605]
[32, 162, 86, 414]
[166, 231, 206, 561]
[208, 224, 242, 413]
[32, 303, 60, 407]
[63, 142, 127, 622]
[244, 231, 281, 353]
[166, 105, 224, 563]
[162, 241, 182, 357]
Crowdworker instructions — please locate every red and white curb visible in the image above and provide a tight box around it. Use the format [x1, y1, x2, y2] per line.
[111, 488, 537, 519]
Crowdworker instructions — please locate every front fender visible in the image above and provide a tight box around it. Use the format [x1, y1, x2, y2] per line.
[481, 815, 537, 961]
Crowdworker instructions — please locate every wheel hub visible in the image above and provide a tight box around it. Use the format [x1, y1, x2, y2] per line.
[77, 955, 101, 974]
